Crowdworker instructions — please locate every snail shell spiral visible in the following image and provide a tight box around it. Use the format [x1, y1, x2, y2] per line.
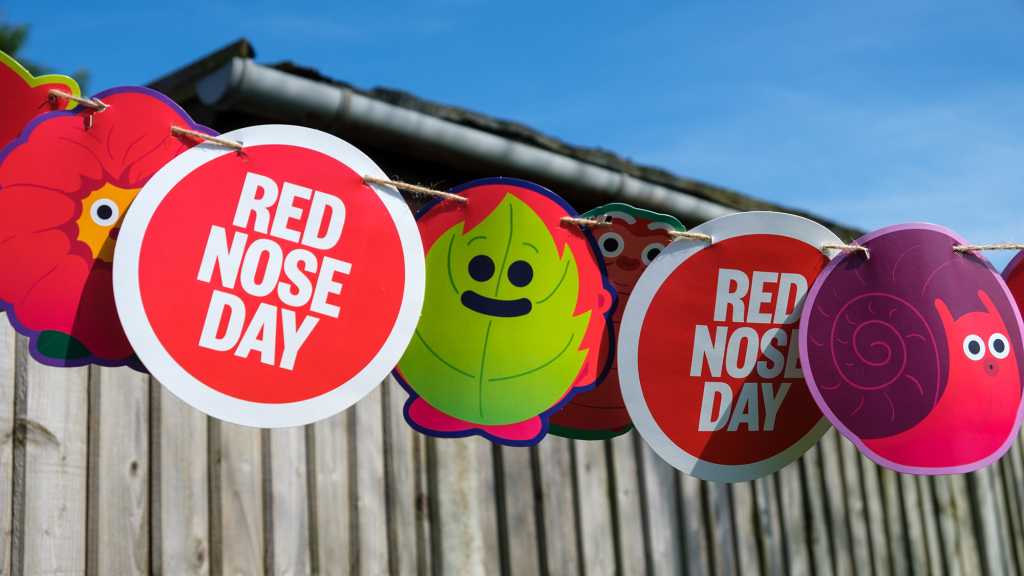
[808, 292, 944, 439]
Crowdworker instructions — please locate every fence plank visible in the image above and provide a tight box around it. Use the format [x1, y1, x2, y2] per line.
[858, 458, 891, 576]
[610, 434, 648, 576]
[214, 421, 264, 575]
[932, 477, 961, 576]
[574, 440, 615, 576]
[948, 475, 981, 575]
[384, 379, 423, 576]
[21, 361, 89, 575]
[678, 474, 711, 576]
[311, 411, 352, 576]
[730, 482, 761, 576]
[498, 445, 542, 576]
[839, 440, 872, 573]
[637, 440, 683, 576]
[976, 466, 1015, 576]
[997, 455, 1024, 575]
[799, 445, 833, 576]
[155, 385, 209, 576]
[707, 481, 738, 576]
[879, 469, 909, 576]
[917, 476, 945, 576]
[433, 437, 501, 575]
[755, 477, 786, 576]
[354, 386, 389, 576]
[270, 426, 311, 575]
[0, 324, 15, 576]
[778, 464, 811, 576]
[536, 435, 582, 576]
[820, 431, 852, 576]
[88, 366, 149, 575]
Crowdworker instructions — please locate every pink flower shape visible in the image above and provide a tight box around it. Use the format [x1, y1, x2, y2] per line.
[0, 87, 212, 367]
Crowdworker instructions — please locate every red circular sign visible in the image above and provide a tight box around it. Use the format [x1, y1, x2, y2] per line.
[619, 212, 837, 481]
[115, 125, 424, 427]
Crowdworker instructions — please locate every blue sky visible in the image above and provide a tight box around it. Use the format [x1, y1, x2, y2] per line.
[5, 0, 1023, 266]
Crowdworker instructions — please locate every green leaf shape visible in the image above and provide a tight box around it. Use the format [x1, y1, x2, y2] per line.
[36, 330, 89, 360]
[399, 194, 590, 425]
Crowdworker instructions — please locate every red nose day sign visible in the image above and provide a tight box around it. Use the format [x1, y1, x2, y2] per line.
[114, 125, 425, 427]
[619, 212, 839, 482]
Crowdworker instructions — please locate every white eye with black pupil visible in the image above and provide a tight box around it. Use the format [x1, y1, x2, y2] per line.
[90, 199, 119, 227]
[989, 333, 1010, 359]
[641, 242, 666, 265]
[963, 334, 985, 361]
[598, 232, 624, 257]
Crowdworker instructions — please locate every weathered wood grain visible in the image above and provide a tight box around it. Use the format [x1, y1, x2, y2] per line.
[916, 476, 945, 576]
[383, 378, 423, 576]
[311, 411, 352, 576]
[213, 421, 264, 575]
[636, 439, 683, 575]
[678, 472, 711, 576]
[820, 431, 853, 576]
[270, 425, 311, 575]
[730, 481, 761, 576]
[432, 437, 501, 575]
[858, 457, 890, 576]
[354, 385, 389, 576]
[87, 366, 149, 575]
[778, 464, 811, 576]
[0, 324, 15, 576]
[879, 469, 909, 576]
[573, 439, 616, 576]
[155, 384, 209, 576]
[498, 444, 542, 576]
[839, 439, 872, 573]
[20, 360, 89, 575]
[706, 481, 738, 576]
[609, 433, 648, 576]
[536, 435, 581, 576]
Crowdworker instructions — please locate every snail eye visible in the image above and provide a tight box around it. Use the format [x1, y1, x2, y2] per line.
[507, 260, 533, 288]
[641, 242, 666, 266]
[598, 232, 624, 257]
[90, 199, 120, 227]
[963, 335, 985, 361]
[468, 255, 495, 282]
[989, 333, 1010, 359]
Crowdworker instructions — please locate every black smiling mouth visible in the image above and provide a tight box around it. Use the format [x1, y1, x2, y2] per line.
[461, 290, 532, 318]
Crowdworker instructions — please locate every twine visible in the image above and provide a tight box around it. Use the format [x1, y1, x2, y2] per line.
[561, 216, 612, 229]
[668, 230, 713, 243]
[48, 89, 107, 111]
[170, 126, 244, 151]
[822, 243, 871, 260]
[363, 176, 467, 203]
[953, 242, 1024, 254]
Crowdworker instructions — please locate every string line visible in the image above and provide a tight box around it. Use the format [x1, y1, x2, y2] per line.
[953, 242, 1024, 253]
[363, 175, 467, 203]
[822, 242, 871, 259]
[668, 230, 713, 243]
[48, 89, 107, 111]
[561, 216, 612, 228]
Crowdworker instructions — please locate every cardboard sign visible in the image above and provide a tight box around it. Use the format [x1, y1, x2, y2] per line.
[114, 125, 425, 427]
[549, 203, 684, 440]
[395, 178, 614, 446]
[619, 212, 837, 482]
[1006, 251, 1024, 314]
[0, 50, 80, 147]
[0, 87, 209, 368]
[801, 224, 1024, 474]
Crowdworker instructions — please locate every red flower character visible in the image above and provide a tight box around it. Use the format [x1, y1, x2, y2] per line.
[0, 87, 212, 367]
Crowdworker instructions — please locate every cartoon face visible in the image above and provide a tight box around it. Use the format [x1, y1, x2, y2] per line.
[936, 291, 1019, 383]
[75, 183, 140, 262]
[397, 183, 612, 435]
[549, 203, 683, 439]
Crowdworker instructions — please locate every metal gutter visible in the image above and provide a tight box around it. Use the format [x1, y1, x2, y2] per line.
[196, 57, 737, 223]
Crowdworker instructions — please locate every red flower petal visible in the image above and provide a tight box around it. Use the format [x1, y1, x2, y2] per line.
[0, 185, 78, 241]
[0, 229, 75, 305]
[15, 253, 89, 335]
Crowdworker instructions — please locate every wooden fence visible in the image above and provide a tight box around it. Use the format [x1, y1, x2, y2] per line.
[1, 318, 1022, 576]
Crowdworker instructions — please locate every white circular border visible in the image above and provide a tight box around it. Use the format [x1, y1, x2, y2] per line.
[113, 125, 425, 428]
[618, 211, 839, 482]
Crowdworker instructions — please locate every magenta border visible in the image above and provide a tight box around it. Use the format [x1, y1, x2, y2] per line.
[799, 222, 1024, 475]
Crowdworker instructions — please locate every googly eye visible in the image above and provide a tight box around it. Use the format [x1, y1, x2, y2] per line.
[598, 232, 624, 257]
[989, 333, 1010, 359]
[641, 242, 666, 265]
[963, 334, 985, 361]
[90, 199, 120, 227]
